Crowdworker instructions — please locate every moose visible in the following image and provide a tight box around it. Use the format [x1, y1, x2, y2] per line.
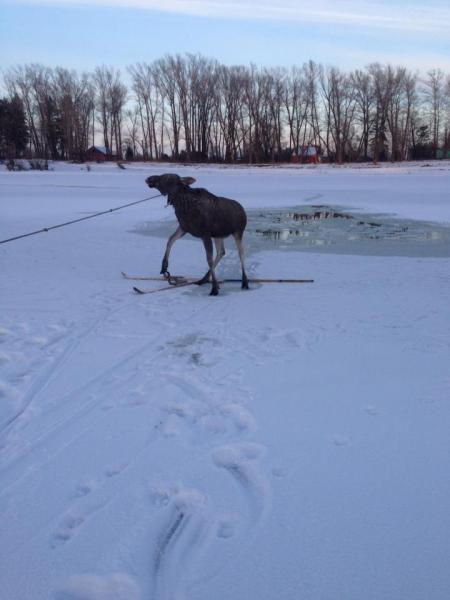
[146, 173, 249, 296]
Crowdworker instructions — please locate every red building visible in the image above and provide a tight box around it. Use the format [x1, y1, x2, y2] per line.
[86, 146, 109, 162]
[291, 146, 320, 164]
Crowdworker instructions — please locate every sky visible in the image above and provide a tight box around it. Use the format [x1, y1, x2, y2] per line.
[1, 0, 450, 75]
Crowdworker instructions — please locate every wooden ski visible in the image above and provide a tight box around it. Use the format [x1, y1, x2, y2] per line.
[123, 272, 314, 285]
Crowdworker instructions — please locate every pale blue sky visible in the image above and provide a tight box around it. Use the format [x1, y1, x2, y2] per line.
[1, 0, 449, 74]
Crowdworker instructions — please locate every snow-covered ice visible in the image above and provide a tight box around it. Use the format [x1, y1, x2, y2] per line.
[1, 161, 449, 600]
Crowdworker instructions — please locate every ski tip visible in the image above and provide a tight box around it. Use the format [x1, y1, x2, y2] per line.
[133, 286, 144, 294]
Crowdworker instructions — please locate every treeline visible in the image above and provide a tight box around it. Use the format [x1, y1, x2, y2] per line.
[1, 55, 450, 163]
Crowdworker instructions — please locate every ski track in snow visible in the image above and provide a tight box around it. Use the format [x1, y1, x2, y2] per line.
[0, 261, 303, 600]
[0, 262, 386, 599]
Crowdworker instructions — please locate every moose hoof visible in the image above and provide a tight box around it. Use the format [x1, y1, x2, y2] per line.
[209, 288, 219, 296]
[195, 277, 209, 286]
[242, 281, 249, 290]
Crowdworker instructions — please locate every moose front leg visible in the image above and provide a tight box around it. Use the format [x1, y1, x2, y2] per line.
[195, 238, 225, 286]
[161, 226, 185, 274]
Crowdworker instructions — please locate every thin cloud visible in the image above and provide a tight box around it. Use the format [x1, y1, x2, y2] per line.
[18, 0, 450, 34]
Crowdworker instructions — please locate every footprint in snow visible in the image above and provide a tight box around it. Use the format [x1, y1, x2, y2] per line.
[363, 405, 379, 416]
[216, 515, 238, 539]
[73, 480, 96, 498]
[220, 403, 257, 435]
[165, 333, 222, 368]
[212, 442, 270, 522]
[53, 478, 112, 549]
[52, 514, 86, 547]
[152, 487, 214, 600]
[51, 482, 96, 547]
[105, 463, 127, 478]
[332, 435, 351, 447]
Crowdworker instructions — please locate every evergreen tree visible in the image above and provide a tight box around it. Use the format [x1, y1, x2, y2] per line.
[44, 95, 64, 159]
[0, 96, 29, 158]
[125, 145, 134, 160]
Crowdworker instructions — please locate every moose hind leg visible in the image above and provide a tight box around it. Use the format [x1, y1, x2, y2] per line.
[201, 237, 219, 296]
[233, 232, 249, 289]
[214, 238, 226, 268]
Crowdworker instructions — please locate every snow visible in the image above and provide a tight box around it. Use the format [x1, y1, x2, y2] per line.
[1, 161, 450, 600]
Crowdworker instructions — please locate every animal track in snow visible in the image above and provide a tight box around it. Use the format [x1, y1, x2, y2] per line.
[73, 480, 96, 499]
[332, 435, 351, 447]
[220, 403, 257, 435]
[164, 333, 223, 367]
[363, 405, 379, 416]
[53, 475, 114, 548]
[105, 463, 127, 478]
[232, 326, 306, 367]
[271, 466, 286, 478]
[158, 392, 257, 447]
[0, 317, 72, 444]
[216, 516, 238, 539]
[212, 442, 270, 521]
[52, 513, 86, 547]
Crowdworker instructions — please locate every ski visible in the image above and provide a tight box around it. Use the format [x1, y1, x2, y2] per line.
[132, 277, 314, 294]
[133, 281, 196, 295]
[123, 272, 313, 285]
[223, 278, 314, 283]
[121, 271, 194, 284]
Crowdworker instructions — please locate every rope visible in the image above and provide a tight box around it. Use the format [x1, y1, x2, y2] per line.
[164, 271, 190, 285]
[0, 193, 163, 245]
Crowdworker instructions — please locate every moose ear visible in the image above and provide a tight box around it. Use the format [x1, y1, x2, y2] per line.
[181, 176, 196, 186]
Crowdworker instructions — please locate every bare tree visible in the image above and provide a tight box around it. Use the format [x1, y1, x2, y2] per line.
[53, 67, 94, 160]
[154, 56, 182, 158]
[93, 66, 126, 158]
[4, 55, 449, 164]
[5, 65, 41, 156]
[216, 65, 246, 161]
[320, 66, 357, 163]
[128, 62, 161, 159]
[124, 106, 140, 157]
[423, 68, 445, 152]
[304, 61, 322, 151]
[352, 69, 374, 160]
[284, 66, 308, 155]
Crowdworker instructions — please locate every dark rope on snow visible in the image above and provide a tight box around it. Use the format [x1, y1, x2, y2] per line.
[0, 193, 163, 245]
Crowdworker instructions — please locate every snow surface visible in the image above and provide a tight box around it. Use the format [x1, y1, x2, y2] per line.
[1, 161, 449, 600]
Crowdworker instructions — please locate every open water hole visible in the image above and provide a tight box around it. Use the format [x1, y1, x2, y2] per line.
[133, 205, 450, 259]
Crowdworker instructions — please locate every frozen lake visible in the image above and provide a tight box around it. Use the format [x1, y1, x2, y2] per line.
[1, 161, 449, 600]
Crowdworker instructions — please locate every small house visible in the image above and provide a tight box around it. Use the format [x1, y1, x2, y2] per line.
[86, 146, 109, 162]
[291, 145, 320, 164]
